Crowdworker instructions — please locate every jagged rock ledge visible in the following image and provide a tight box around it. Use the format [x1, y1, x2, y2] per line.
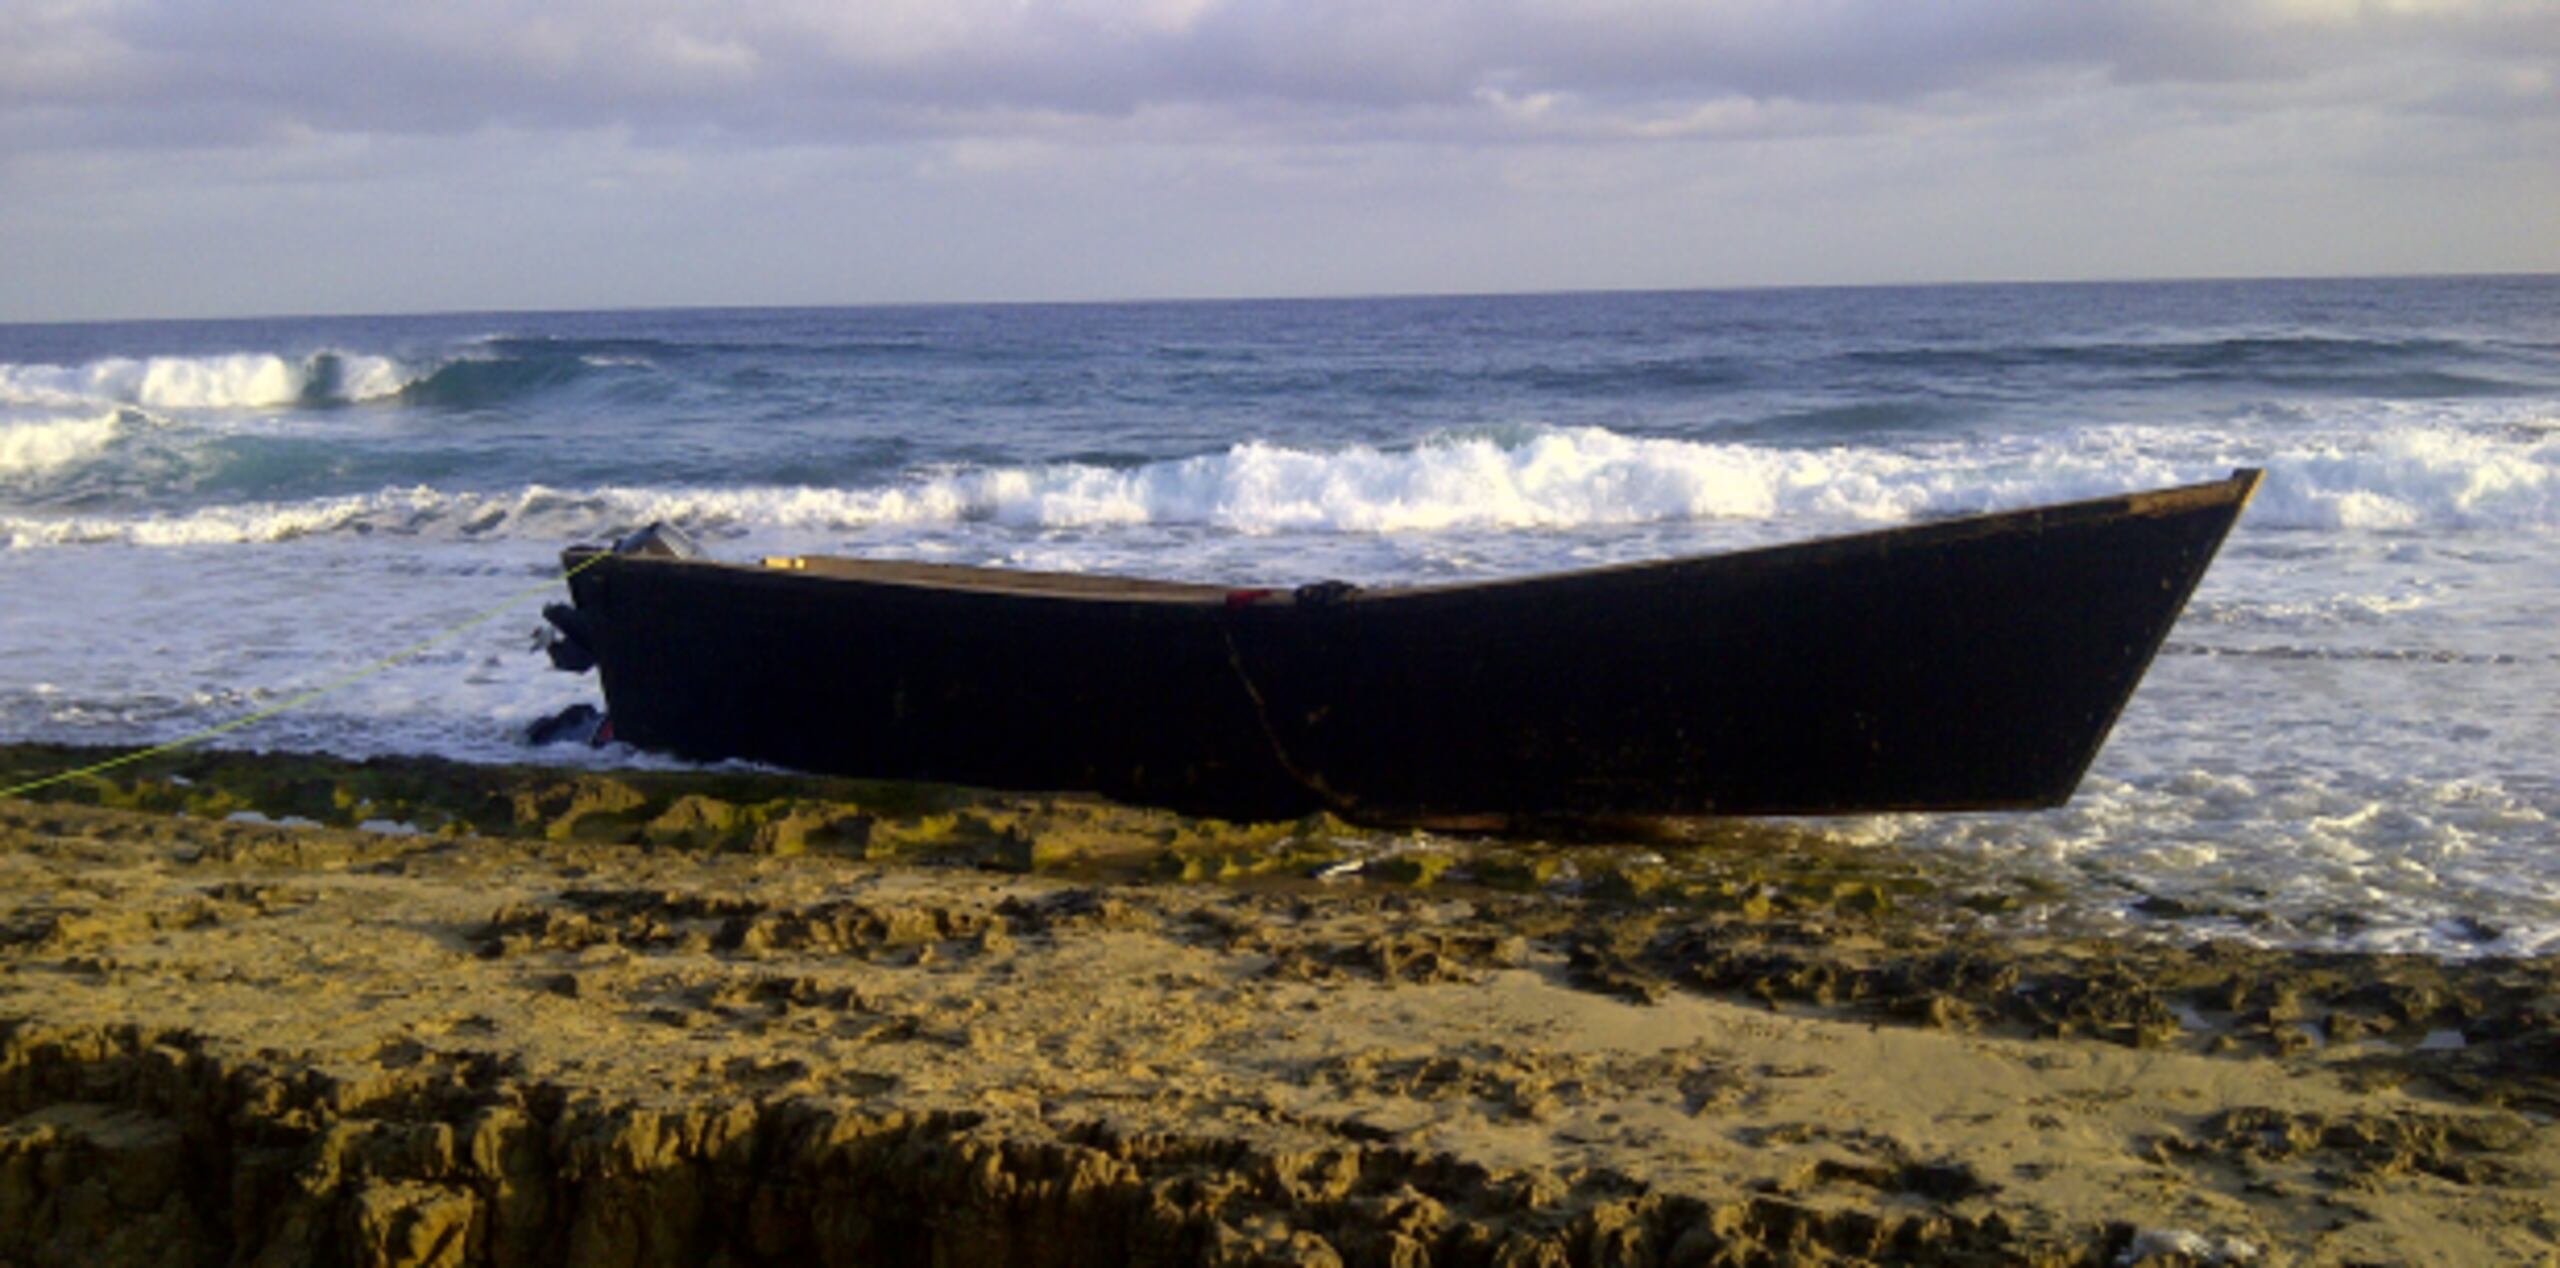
[3, 746, 2557, 1265]
[2, 1022, 2059, 1267]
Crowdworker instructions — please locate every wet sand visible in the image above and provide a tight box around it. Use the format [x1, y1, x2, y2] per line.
[1, 745, 2554, 1265]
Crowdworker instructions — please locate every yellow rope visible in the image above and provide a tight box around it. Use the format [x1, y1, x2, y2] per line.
[0, 550, 608, 802]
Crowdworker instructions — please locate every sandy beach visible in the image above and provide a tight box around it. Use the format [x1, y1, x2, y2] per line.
[1, 744, 2554, 1266]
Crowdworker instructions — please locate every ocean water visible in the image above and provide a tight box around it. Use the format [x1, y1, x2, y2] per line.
[2, 277, 2554, 955]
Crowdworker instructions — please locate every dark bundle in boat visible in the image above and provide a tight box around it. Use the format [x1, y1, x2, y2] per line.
[544, 470, 2260, 824]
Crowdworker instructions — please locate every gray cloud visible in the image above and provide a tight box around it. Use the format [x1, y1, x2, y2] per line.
[7, 0, 2555, 152]
[3, 0, 2552, 320]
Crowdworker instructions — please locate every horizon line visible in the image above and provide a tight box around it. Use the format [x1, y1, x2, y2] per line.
[5, 268, 2554, 331]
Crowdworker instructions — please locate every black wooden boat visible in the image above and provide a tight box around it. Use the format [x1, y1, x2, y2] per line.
[546, 469, 2260, 823]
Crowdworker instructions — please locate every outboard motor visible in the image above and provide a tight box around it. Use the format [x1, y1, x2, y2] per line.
[532, 521, 702, 744]
[540, 603, 597, 672]
[540, 521, 700, 672]
[613, 521, 702, 559]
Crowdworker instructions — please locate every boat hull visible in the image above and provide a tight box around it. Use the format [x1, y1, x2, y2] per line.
[559, 471, 2260, 822]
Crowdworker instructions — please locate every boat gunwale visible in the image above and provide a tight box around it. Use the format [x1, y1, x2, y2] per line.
[571, 468, 2263, 607]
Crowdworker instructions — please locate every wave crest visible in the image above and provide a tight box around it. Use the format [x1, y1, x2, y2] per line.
[0, 411, 125, 477]
[0, 352, 414, 411]
[5, 421, 2553, 550]
[2244, 424, 2558, 530]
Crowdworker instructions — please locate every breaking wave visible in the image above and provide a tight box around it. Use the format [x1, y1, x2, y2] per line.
[0, 339, 668, 422]
[5, 421, 2554, 549]
[0, 411, 126, 477]
[0, 352, 414, 411]
[2238, 424, 2560, 530]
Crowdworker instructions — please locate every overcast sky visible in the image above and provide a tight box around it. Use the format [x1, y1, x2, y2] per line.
[3, 0, 2554, 321]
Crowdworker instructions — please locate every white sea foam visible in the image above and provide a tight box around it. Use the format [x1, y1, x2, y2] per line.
[2241, 423, 2559, 531]
[4, 421, 2553, 550]
[0, 411, 124, 476]
[330, 355, 414, 402]
[1878, 765, 2560, 957]
[2, 486, 461, 548]
[2186, 589, 2437, 629]
[816, 431, 1938, 533]
[0, 351, 414, 411]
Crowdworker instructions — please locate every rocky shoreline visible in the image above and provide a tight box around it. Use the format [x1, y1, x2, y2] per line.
[2, 745, 2554, 1265]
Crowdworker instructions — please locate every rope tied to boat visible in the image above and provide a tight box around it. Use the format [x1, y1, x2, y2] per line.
[0, 550, 611, 802]
[1214, 597, 1363, 817]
